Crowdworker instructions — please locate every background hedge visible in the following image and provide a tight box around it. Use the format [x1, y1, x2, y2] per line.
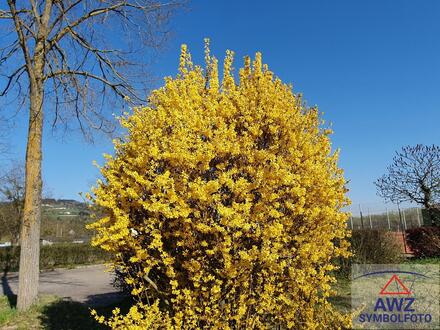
[336, 229, 404, 276]
[405, 226, 440, 258]
[0, 243, 110, 272]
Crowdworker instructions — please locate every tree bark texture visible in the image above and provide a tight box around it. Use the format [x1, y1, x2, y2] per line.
[17, 81, 44, 311]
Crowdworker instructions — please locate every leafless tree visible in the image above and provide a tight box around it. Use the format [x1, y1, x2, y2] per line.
[0, 0, 182, 310]
[0, 163, 25, 246]
[375, 144, 440, 226]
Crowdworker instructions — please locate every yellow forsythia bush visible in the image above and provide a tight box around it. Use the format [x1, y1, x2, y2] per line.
[88, 42, 351, 329]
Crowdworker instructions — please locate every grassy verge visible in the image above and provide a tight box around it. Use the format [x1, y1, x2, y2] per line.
[0, 296, 16, 326]
[1, 295, 57, 330]
[0, 295, 133, 330]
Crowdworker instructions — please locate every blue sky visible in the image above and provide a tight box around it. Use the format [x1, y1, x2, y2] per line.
[2, 0, 440, 205]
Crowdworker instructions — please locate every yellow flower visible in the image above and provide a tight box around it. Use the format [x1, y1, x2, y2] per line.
[88, 42, 350, 329]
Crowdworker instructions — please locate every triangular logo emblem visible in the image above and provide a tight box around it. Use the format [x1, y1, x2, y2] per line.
[379, 274, 411, 295]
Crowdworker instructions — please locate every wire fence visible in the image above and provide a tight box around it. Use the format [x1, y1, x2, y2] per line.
[345, 203, 423, 232]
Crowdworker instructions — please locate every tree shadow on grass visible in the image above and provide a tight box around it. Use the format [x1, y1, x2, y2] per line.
[39, 293, 133, 330]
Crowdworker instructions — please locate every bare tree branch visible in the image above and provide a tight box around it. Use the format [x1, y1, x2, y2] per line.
[46, 70, 127, 95]
[375, 144, 440, 212]
[5, 1, 33, 74]
[1, 0, 183, 139]
[0, 8, 31, 19]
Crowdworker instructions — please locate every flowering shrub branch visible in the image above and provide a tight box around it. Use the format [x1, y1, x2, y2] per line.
[88, 41, 351, 329]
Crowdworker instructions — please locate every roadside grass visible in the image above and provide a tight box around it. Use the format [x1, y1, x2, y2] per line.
[0, 296, 16, 326]
[0, 294, 133, 330]
[0, 295, 60, 330]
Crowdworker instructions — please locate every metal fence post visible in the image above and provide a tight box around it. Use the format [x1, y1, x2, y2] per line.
[416, 208, 421, 227]
[397, 205, 408, 254]
[402, 209, 407, 230]
[386, 207, 391, 230]
[359, 204, 364, 229]
[368, 207, 373, 229]
[397, 204, 402, 232]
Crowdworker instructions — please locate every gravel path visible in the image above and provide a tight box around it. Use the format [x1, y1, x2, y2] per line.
[0, 264, 124, 307]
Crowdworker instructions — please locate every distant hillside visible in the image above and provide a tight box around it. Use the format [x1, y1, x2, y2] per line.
[42, 199, 90, 218]
[1, 199, 97, 243]
[40, 199, 94, 241]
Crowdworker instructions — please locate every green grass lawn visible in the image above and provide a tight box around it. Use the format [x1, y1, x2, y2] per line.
[0, 295, 133, 330]
[0, 296, 16, 326]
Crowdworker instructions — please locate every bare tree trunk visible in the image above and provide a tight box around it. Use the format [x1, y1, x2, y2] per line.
[17, 82, 43, 311]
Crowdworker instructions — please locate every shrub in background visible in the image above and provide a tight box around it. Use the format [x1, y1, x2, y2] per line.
[88, 42, 351, 329]
[0, 245, 19, 273]
[421, 208, 440, 227]
[41, 243, 110, 268]
[351, 229, 403, 263]
[406, 227, 440, 257]
[0, 243, 109, 272]
[336, 229, 404, 276]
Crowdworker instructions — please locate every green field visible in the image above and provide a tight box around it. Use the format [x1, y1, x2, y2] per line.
[0, 295, 134, 330]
